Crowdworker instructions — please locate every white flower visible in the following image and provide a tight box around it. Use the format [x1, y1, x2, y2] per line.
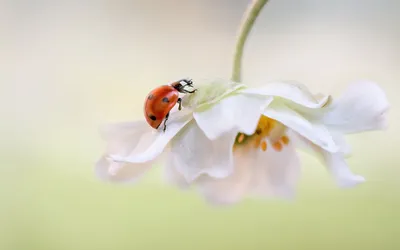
[96, 79, 389, 205]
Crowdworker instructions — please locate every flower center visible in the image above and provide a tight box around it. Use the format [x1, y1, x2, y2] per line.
[234, 115, 290, 152]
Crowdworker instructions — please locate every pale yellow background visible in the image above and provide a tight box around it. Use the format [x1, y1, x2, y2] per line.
[1, 1, 399, 250]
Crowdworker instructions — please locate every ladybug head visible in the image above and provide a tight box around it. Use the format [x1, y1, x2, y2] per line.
[171, 78, 196, 94]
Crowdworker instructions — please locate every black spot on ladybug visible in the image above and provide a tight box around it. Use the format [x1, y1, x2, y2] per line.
[149, 115, 157, 121]
[147, 94, 154, 100]
[162, 97, 169, 103]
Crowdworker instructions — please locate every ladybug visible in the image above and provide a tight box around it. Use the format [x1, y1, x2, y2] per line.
[144, 79, 196, 132]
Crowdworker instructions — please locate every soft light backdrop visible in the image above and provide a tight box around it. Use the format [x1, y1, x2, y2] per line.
[1, 0, 399, 249]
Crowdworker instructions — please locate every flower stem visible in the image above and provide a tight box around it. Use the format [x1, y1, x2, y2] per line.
[231, 0, 269, 82]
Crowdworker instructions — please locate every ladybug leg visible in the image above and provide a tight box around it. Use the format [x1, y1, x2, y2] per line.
[177, 98, 182, 111]
[163, 112, 170, 132]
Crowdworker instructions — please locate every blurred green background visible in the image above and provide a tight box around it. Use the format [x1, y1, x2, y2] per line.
[1, 0, 399, 249]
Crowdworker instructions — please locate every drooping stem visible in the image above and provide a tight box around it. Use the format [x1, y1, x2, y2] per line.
[231, 0, 269, 82]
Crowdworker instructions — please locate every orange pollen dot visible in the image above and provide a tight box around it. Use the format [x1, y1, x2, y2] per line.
[281, 135, 290, 145]
[272, 141, 283, 152]
[261, 141, 267, 151]
[237, 133, 245, 143]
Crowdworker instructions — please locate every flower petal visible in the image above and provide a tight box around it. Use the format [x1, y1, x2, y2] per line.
[164, 155, 190, 189]
[95, 156, 153, 183]
[99, 120, 150, 156]
[196, 138, 300, 205]
[241, 81, 330, 109]
[110, 112, 192, 163]
[322, 81, 390, 133]
[322, 152, 365, 187]
[194, 147, 255, 205]
[249, 139, 301, 198]
[96, 121, 157, 182]
[193, 93, 272, 140]
[264, 101, 339, 153]
[181, 78, 246, 109]
[167, 121, 237, 182]
[288, 129, 351, 156]
[289, 132, 364, 187]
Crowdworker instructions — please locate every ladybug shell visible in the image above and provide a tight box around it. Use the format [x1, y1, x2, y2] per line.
[144, 85, 179, 129]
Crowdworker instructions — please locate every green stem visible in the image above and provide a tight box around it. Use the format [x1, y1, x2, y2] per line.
[231, 0, 269, 82]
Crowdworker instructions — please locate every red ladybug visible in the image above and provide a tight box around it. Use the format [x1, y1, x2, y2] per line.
[144, 79, 196, 131]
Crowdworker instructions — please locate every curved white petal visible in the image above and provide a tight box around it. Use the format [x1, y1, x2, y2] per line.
[96, 120, 157, 182]
[322, 81, 390, 133]
[164, 156, 190, 189]
[99, 120, 150, 155]
[195, 147, 254, 205]
[167, 121, 237, 182]
[196, 139, 300, 205]
[241, 81, 330, 109]
[194, 93, 272, 140]
[249, 139, 301, 198]
[110, 112, 192, 163]
[323, 152, 365, 187]
[95, 156, 153, 183]
[264, 101, 339, 153]
[181, 78, 246, 109]
[288, 129, 351, 156]
[290, 132, 364, 187]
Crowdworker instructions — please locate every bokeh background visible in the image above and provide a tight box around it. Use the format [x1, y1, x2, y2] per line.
[1, 0, 400, 249]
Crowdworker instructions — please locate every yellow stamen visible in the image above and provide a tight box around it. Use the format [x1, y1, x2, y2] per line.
[261, 141, 267, 151]
[256, 115, 276, 137]
[272, 141, 283, 152]
[233, 115, 289, 153]
[281, 135, 290, 145]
